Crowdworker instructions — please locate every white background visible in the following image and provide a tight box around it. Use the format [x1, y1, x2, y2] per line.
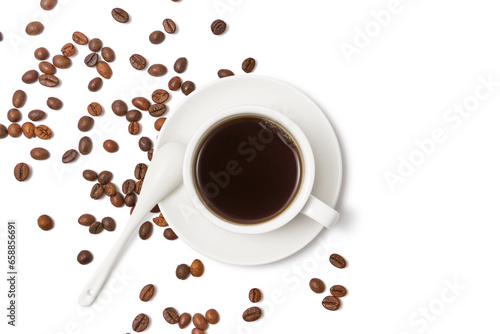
[1, 0, 500, 333]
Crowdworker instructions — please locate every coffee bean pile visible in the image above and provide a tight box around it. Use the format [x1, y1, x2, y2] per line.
[309, 254, 348, 311]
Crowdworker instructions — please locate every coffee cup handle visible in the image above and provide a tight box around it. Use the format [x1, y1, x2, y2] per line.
[301, 195, 339, 229]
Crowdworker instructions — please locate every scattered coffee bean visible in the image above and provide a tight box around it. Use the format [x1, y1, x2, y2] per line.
[178, 313, 191, 329]
[218, 69, 234, 78]
[103, 139, 118, 153]
[22, 122, 36, 138]
[329, 253, 347, 268]
[153, 214, 167, 226]
[101, 47, 115, 62]
[152, 89, 169, 104]
[168, 76, 182, 91]
[322, 295, 341, 311]
[22, 70, 39, 84]
[122, 179, 136, 195]
[192, 329, 205, 334]
[61, 43, 75, 57]
[110, 193, 124, 207]
[102, 217, 116, 231]
[211, 19, 227, 35]
[39, 61, 56, 74]
[330, 285, 347, 297]
[149, 30, 165, 44]
[163, 307, 180, 324]
[104, 183, 117, 197]
[174, 57, 187, 73]
[98, 171, 113, 185]
[147, 149, 154, 161]
[84, 53, 99, 67]
[39, 74, 59, 87]
[132, 97, 150, 111]
[89, 221, 103, 234]
[242, 57, 256, 73]
[37, 214, 53, 231]
[77, 250, 93, 265]
[88, 77, 103, 92]
[78, 116, 94, 132]
[0, 124, 7, 139]
[30, 147, 49, 160]
[46, 97, 62, 110]
[205, 309, 219, 325]
[126, 109, 142, 122]
[242, 307, 262, 322]
[139, 284, 155, 302]
[112, 100, 127, 116]
[163, 228, 177, 240]
[78, 136, 93, 155]
[135, 163, 148, 180]
[149, 104, 166, 117]
[139, 221, 153, 240]
[249, 288, 262, 303]
[62, 149, 78, 163]
[154, 118, 166, 131]
[35, 47, 50, 60]
[132, 313, 149, 332]
[309, 278, 325, 294]
[72, 31, 88, 45]
[90, 183, 104, 199]
[129, 121, 140, 135]
[14, 163, 30, 181]
[87, 102, 102, 116]
[82, 169, 97, 181]
[26, 21, 44, 35]
[163, 18, 176, 34]
[12, 90, 27, 108]
[124, 193, 137, 207]
[148, 64, 167, 77]
[193, 313, 208, 330]
[28, 109, 46, 121]
[78, 214, 95, 226]
[112, 8, 129, 23]
[88, 38, 103, 52]
[53, 55, 71, 69]
[181, 81, 195, 95]
[40, 0, 58, 10]
[130, 54, 147, 70]
[97, 61, 112, 79]
[7, 109, 22, 122]
[8, 124, 22, 137]
[190, 259, 204, 277]
[135, 180, 143, 194]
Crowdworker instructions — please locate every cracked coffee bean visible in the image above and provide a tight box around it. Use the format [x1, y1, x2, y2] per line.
[163, 228, 177, 240]
[218, 69, 234, 78]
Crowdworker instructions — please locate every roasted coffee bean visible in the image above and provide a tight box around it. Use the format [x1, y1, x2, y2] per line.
[322, 296, 341, 311]
[132, 313, 149, 332]
[78, 136, 92, 155]
[112, 100, 127, 116]
[152, 89, 169, 104]
[163, 228, 177, 240]
[97, 61, 112, 79]
[309, 278, 325, 294]
[190, 259, 204, 277]
[26, 21, 44, 35]
[104, 183, 117, 197]
[154, 118, 166, 131]
[192, 329, 205, 334]
[249, 288, 262, 303]
[88, 77, 103, 92]
[7, 109, 22, 122]
[193, 313, 208, 330]
[124, 193, 137, 207]
[122, 179, 136, 195]
[22, 70, 39, 84]
[132, 97, 150, 111]
[22, 122, 36, 138]
[12, 90, 27, 108]
[126, 109, 142, 122]
[8, 124, 22, 137]
[78, 116, 94, 132]
[112, 8, 129, 23]
[35, 47, 49, 60]
[40, 0, 58, 10]
[181, 81, 195, 95]
[330, 285, 347, 297]
[110, 193, 124, 207]
[163, 307, 179, 324]
[101, 47, 115, 62]
[138, 137, 152, 151]
[153, 214, 167, 226]
[87, 102, 102, 116]
[148, 64, 167, 77]
[37, 215, 53, 231]
[205, 309, 219, 325]
[53, 55, 71, 69]
[61, 43, 75, 57]
[168, 76, 182, 91]
[242, 307, 262, 322]
[135, 180, 143, 194]
[77, 250, 93, 265]
[242, 57, 256, 73]
[147, 149, 154, 161]
[39, 61, 56, 74]
[130, 54, 147, 70]
[102, 217, 116, 231]
[218, 69, 234, 78]
[149, 30, 165, 44]
[78, 214, 95, 226]
[98, 171, 113, 184]
[135, 163, 148, 180]
[72, 31, 88, 45]
[163, 18, 176, 34]
[39, 74, 59, 87]
[46, 97, 62, 110]
[84, 53, 98, 67]
[128, 121, 140, 135]
[35, 125, 52, 139]
[88, 38, 103, 52]
[0, 124, 7, 139]
[30, 147, 49, 160]
[14, 163, 30, 181]
[89, 221, 103, 234]
[28, 109, 46, 121]
[139, 284, 155, 302]
[90, 183, 104, 199]
[82, 169, 97, 181]
[139, 221, 153, 240]
[174, 57, 187, 73]
[148, 103, 166, 117]
[103, 139, 119, 153]
[329, 253, 347, 268]
[62, 149, 78, 163]
[211, 19, 227, 35]
[178, 313, 191, 329]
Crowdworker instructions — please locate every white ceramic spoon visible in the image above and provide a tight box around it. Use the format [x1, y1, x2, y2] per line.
[78, 142, 186, 307]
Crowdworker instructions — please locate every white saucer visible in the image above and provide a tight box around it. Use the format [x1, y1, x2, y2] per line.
[157, 75, 342, 265]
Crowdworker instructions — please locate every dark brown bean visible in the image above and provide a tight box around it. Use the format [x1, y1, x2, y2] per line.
[163, 307, 179, 324]
[82, 169, 97, 181]
[176, 264, 190, 280]
[7, 109, 22, 122]
[62, 149, 78, 163]
[104, 183, 117, 197]
[124, 193, 137, 207]
[193, 313, 208, 330]
[112, 8, 129, 23]
[14, 163, 30, 181]
[30, 147, 49, 160]
[322, 296, 341, 311]
[249, 288, 262, 303]
[39, 74, 59, 87]
[78, 214, 95, 226]
[309, 278, 325, 293]
[139, 221, 153, 240]
[242, 307, 262, 322]
[88, 38, 103, 52]
[174, 57, 187, 73]
[181, 81, 195, 95]
[152, 89, 169, 104]
[330, 285, 347, 297]
[53, 55, 71, 69]
[78, 136, 92, 155]
[135, 180, 143, 194]
[34, 47, 49, 60]
[89, 221, 103, 234]
[110, 193, 124, 207]
[84, 53, 99, 67]
[128, 121, 140, 135]
[8, 124, 22, 137]
[97, 61, 112, 79]
[26, 21, 44, 36]
[154, 118, 166, 131]
[111, 100, 127, 116]
[163, 18, 176, 34]
[329, 253, 347, 268]
[101, 47, 115, 62]
[22, 70, 39, 84]
[211, 19, 227, 35]
[135, 163, 148, 180]
[190, 259, 204, 277]
[37, 215, 54, 231]
[102, 217, 116, 231]
[130, 54, 147, 70]
[147, 149, 154, 161]
[28, 109, 46, 121]
[168, 76, 182, 91]
[88, 77, 103, 92]
[61, 43, 75, 57]
[205, 309, 219, 325]
[40, 0, 58, 10]
[77, 250, 93, 265]
[149, 103, 166, 117]
[138, 137, 152, 151]
[178, 313, 191, 329]
[12, 90, 27, 108]
[39, 61, 56, 75]
[22, 122, 36, 138]
[97, 171, 113, 185]
[163, 228, 177, 240]
[148, 64, 167, 77]
[192, 329, 205, 334]
[122, 179, 136, 195]
[103, 139, 118, 153]
[132, 314, 149, 333]
[90, 183, 104, 199]
[35, 125, 52, 139]
[72, 31, 88, 45]
[78, 116, 94, 132]
[242, 57, 256, 73]
[139, 284, 155, 302]
[46, 97, 62, 110]
[132, 97, 150, 111]
[0, 124, 7, 139]
[149, 30, 165, 44]
[218, 69, 234, 78]
[87, 102, 102, 116]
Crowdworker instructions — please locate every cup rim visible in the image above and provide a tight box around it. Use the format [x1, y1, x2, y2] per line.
[183, 104, 315, 234]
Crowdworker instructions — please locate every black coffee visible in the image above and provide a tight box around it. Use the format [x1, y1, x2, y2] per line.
[195, 116, 302, 224]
